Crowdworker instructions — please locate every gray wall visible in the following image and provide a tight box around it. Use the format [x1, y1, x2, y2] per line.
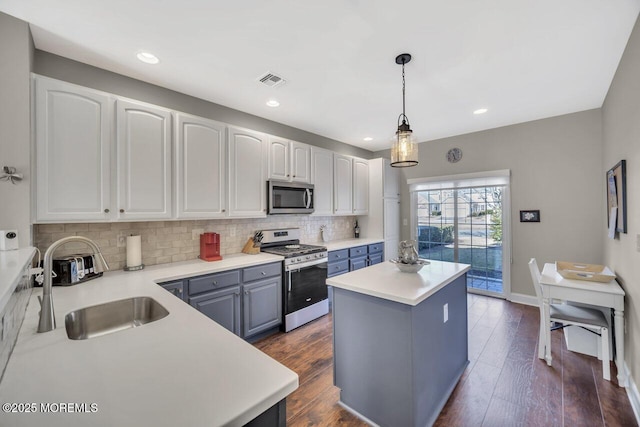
[376, 109, 604, 298]
[34, 51, 373, 159]
[0, 12, 33, 246]
[602, 12, 640, 394]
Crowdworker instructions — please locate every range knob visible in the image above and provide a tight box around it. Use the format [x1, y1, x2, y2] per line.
[306, 256, 311, 260]
[296, 258, 301, 262]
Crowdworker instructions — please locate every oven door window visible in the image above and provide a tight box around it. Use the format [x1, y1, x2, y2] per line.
[286, 262, 328, 313]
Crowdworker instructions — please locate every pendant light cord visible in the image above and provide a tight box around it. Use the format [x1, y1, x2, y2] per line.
[402, 59, 406, 119]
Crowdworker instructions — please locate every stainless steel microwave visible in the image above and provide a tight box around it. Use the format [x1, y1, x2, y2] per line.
[267, 181, 314, 214]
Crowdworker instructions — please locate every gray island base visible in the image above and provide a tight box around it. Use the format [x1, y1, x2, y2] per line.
[328, 260, 470, 427]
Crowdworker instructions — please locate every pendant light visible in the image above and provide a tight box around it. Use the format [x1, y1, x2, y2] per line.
[390, 53, 418, 168]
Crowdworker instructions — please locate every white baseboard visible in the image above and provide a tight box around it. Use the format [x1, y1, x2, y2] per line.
[508, 292, 538, 307]
[626, 363, 640, 425]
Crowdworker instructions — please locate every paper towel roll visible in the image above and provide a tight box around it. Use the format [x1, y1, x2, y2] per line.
[126, 235, 142, 267]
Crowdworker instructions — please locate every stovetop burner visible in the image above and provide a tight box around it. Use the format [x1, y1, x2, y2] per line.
[261, 243, 326, 258]
[257, 228, 328, 263]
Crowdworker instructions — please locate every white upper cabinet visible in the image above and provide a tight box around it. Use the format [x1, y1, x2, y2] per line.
[333, 154, 353, 215]
[176, 113, 226, 218]
[34, 76, 112, 222]
[290, 141, 311, 183]
[311, 147, 334, 216]
[383, 158, 401, 198]
[353, 158, 369, 215]
[268, 137, 289, 181]
[116, 99, 172, 220]
[228, 126, 267, 217]
[268, 138, 311, 183]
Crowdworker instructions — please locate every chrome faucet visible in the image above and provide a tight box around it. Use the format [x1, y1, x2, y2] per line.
[38, 236, 109, 333]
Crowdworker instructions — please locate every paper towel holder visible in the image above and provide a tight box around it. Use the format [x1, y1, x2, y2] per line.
[124, 234, 145, 272]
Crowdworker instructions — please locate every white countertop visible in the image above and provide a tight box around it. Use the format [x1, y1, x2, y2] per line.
[0, 247, 36, 313]
[327, 260, 470, 306]
[323, 238, 384, 252]
[0, 253, 298, 427]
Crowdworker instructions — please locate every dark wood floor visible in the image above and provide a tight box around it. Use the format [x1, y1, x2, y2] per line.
[253, 294, 637, 426]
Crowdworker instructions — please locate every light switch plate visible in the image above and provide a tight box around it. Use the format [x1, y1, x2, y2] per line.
[117, 233, 126, 248]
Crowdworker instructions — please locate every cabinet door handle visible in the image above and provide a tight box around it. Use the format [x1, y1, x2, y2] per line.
[119, 209, 125, 213]
[245, 290, 249, 295]
[213, 281, 218, 285]
[261, 271, 266, 276]
[104, 208, 110, 213]
[306, 298, 312, 302]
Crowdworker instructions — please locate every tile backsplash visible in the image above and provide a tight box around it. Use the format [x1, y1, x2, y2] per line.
[34, 216, 359, 270]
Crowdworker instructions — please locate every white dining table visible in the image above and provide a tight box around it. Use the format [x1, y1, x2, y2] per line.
[539, 263, 626, 387]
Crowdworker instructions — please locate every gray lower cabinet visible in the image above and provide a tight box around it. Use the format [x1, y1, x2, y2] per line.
[367, 243, 384, 266]
[242, 277, 282, 337]
[349, 256, 368, 271]
[190, 286, 241, 335]
[329, 243, 385, 277]
[160, 261, 282, 340]
[328, 250, 349, 277]
[159, 280, 185, 301]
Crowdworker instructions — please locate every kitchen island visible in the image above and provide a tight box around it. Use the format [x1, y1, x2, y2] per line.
[326, 260, 470, 427]
[0, 253, 297, 427]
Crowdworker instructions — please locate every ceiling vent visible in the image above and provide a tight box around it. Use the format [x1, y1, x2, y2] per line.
[258, 72, 286, 88]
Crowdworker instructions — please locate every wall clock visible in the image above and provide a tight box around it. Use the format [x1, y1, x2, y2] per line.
[446, 148, 463, 163]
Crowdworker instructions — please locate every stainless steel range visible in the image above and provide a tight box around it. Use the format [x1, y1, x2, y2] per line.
[259, 228, 328, 332]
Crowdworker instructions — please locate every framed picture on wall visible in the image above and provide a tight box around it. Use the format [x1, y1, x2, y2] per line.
[606, 160, 627, 233]
[520, 210, 540, 222]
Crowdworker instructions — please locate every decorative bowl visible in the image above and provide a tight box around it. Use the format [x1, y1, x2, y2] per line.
[389, 259, 430, 273]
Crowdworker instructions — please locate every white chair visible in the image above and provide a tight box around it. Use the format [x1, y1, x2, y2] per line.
[528, 258, 610, 381]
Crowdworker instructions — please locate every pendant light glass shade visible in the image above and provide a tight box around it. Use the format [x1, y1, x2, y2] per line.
[391, 127, 418, 167]
[390, 53, 418, 168]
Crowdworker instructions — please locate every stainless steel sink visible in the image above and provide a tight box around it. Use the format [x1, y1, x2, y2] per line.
[65, 297, 169, 340]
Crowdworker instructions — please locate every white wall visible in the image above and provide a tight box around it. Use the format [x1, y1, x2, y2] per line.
[376, 109, 604, 297]
[602, 13, 640, 394]
[0, 12, 32, 247]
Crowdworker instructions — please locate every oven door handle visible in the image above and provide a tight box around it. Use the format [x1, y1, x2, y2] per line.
[285, 257, 328, 271]
[288, 270, 292, 293]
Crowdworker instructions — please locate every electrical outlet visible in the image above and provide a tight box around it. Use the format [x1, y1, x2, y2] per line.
[117, 234, 126, 248]
[443, 303, 449, 323]
[229, 227, 236, 237]
[403, 218, 408, 226]
[636, 234, 640, 252]
[192, 228, 204, 240]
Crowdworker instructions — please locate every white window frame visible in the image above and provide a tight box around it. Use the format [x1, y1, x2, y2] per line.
[408, 170, 512, 299]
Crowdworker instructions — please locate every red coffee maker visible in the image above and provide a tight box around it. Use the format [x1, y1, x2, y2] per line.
[200, 232, 222, 261]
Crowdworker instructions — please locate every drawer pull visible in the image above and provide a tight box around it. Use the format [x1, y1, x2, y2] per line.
[213, 281, 217, 285]
[261, 271, 266, 276]
[306, 298, 312, 302]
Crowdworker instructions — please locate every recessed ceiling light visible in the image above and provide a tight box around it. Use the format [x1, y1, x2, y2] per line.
[136, 51, 159, 64]
[363, 137, 373, 141]
[266, 99, 280, 107]
[473, 108, 488, 115]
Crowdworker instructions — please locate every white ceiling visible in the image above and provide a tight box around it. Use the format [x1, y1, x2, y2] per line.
[1, 1, 639, 152]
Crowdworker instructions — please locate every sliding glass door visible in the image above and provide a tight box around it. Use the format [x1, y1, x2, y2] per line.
[416, 186, 506, 296]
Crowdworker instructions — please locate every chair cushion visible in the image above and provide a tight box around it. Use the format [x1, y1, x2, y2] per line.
[550, 304, 609, 328]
